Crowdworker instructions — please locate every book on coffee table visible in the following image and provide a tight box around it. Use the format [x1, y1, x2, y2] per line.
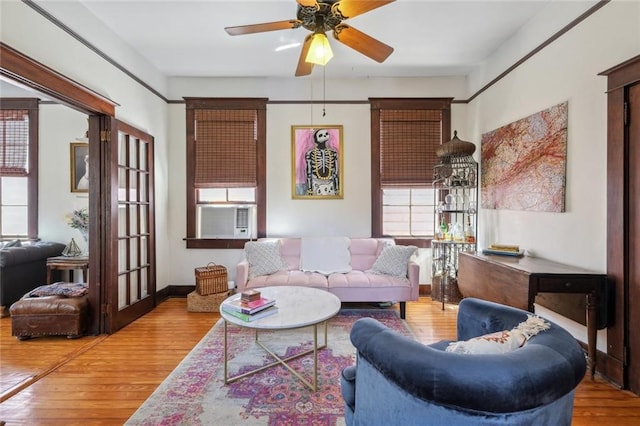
[221, 305, 279, 322]
[222, 297, 276, 315]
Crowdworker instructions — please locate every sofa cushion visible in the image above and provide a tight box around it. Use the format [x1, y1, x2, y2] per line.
[246, 270, 329, 289]
[368, 244, 417, 278]
[245, 241, 288, 279]
[300, 237, 352, 274]
[349, 239, 384, 270]
[328, 270, 412, 288]
[279, 238, 302, 270]
[0, 241, 66, 267]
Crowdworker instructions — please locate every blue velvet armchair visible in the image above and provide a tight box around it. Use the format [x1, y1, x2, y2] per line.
[341, 297, 587, 425]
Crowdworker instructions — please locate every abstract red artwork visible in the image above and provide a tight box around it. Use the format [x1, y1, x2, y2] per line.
[481, 102, 568, 212]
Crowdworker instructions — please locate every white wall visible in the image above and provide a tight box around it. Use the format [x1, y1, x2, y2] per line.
[165, 77, 469, 286]
[466, 0, 640, 351]
[38, 105, 90, 251]
[1, 1, 171, 291]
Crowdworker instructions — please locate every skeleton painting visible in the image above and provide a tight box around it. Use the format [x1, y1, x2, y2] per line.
[291, 125, 343, 199]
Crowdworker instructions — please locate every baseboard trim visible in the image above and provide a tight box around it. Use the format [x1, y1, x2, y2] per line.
[156, 285, 195, 303]
[578, 341, 624, 388]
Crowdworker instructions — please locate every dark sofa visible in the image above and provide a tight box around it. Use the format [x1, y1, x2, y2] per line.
[0, 241, 66, 313]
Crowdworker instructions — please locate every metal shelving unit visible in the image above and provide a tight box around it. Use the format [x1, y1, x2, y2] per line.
[431, 151, 478, 309]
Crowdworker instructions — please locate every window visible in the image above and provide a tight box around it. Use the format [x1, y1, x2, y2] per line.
[370, 98, 451, 245]
[382, 187, 436, 237]
[185, 98, 267, 249]
[0, 99, 38, 241]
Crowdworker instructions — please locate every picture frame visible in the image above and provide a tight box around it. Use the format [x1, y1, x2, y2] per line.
[70, 142, 89, 193]
[291, 125, 343, 199]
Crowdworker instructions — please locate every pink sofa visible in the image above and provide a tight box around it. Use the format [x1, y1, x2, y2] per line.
[236, 238, 419, 319]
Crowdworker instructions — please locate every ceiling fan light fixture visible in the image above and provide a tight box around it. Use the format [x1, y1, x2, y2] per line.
[305, 32, 333, 65]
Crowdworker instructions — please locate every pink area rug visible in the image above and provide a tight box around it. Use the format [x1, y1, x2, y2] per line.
[126, 309, 413, 426]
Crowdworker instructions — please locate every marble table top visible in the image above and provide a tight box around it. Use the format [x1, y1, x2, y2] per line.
[220, 286, 341, 330]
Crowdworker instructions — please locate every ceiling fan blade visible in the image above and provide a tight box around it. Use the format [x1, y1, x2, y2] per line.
[333, 24, 394, 63]
[335, 0, 396, 19]
[296, 0, 319, 7]
[225, 20, 299, 36]
[295, 34, 315, 77]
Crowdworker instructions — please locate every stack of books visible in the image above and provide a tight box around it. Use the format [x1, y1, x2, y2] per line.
[221, 290, 278, 322]
[482, 244, 524, 257]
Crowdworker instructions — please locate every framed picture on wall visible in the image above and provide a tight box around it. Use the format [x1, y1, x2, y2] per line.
[291, 125, 344, 199]
[70, 142, 89, 193]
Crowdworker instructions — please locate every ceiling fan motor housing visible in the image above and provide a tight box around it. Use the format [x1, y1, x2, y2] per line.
[298, 1, 345, 32]
[225, 0, 396, 76]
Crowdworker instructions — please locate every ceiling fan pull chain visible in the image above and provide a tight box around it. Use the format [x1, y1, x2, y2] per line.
[309, 73, 314, 127]
[322, 66, 326, 117]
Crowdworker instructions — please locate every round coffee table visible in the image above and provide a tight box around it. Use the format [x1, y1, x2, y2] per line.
[220, 286, 341, 391]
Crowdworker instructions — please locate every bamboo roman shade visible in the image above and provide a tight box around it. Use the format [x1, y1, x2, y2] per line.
[0, 109, 29, 176]
[379, 109, 442, 186]
[194, 109, 257, 188]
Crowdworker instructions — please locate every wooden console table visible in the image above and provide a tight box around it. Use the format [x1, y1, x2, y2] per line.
[46, 256, 89, 284]
[458, 251, 607, 378]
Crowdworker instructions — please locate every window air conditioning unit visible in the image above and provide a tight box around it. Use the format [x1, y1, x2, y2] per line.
[197, 205, 254, 239]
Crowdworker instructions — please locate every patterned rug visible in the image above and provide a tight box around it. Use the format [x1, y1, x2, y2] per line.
[125, 309, 413, 426]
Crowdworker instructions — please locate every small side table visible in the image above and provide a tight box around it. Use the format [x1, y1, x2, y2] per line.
[46, 256, 89, 284]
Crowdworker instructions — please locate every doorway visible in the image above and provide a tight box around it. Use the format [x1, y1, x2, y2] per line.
[1, 43, 157, 335]
[602, 55, 640, 393]
[626, 81, 639, 393]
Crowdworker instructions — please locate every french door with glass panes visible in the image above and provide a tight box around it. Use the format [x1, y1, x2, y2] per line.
[97, 117, 155, 333]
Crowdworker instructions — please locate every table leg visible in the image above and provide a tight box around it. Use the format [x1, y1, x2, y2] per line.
[224, 320, 229, 384]
[586, 293, 598, 379]
[224, 321, 328, 391]
[47, 267, 53, 284]
[313, 323, 318, 392]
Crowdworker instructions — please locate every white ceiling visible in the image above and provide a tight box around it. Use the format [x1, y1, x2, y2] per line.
[26, 0, 598, 80]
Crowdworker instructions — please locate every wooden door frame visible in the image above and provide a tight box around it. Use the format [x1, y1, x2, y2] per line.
[600, 54, 640, 387]
[0, 42, 117, 335]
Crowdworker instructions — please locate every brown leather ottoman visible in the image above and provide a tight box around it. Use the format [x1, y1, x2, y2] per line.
[10, 295, 89, 340]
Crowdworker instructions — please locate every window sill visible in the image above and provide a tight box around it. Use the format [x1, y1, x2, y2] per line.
[185, 238, 248, 249]
[392, 237, 433, 248]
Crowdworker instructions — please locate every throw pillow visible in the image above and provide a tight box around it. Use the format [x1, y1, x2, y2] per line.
[2, 239, 22, 248]
[245, 240, 288, 279]
[368, 244, 417, 278]
[28, 282, 88, 298]
[445, 329, 527, 354]
[445, 314, 551, 354]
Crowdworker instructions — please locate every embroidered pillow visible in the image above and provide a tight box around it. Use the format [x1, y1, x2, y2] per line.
[245, 240, 288, 279]
[445, 315, 551, 354]
[445, 329, 526, 354]
[368, 244, 417, 278]
[28, 282, 88, 298]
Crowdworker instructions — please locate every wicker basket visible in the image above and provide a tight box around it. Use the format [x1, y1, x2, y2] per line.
[187, 290, 231, 312]
[194, 263, 228, 296]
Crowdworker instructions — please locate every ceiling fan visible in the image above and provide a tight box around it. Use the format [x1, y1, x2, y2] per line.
[224, 0, 395, 77]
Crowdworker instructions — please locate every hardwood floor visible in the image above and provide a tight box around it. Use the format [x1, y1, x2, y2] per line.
[0, 296, 638, 425]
